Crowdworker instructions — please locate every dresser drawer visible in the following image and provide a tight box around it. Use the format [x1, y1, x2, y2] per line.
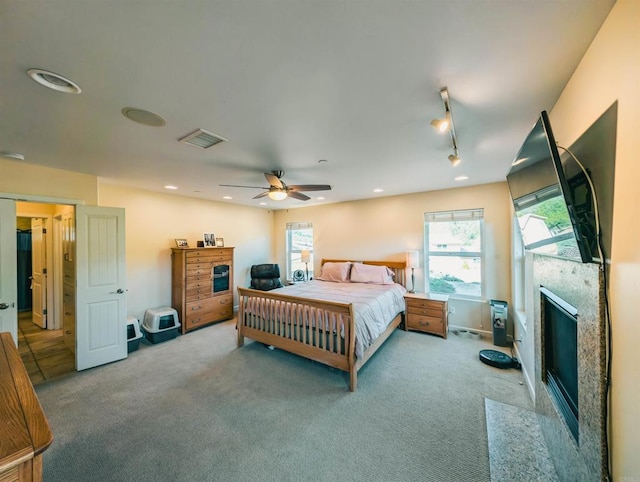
[186, 287, 213, 302]
[186, 249, 233, 263]
[185, 295, 233, 327]
[406, 314, 444, 335]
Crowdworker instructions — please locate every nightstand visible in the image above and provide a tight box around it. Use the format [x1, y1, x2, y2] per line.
[404, 292, 449, 338]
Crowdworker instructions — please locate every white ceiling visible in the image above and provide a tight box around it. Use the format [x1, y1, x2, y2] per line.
[0, 0, 615, 209]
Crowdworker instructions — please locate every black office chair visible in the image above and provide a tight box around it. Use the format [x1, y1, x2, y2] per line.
[250, 264, 284, 291]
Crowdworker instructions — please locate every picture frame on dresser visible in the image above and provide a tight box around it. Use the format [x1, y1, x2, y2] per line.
[175, 238, 189, 247]
[215, 237, 224, 247]
[203, 232, 215, 247]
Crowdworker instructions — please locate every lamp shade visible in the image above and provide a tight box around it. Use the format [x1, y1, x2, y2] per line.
[406, 251, 419, 269]
[301, 250, 311, 263]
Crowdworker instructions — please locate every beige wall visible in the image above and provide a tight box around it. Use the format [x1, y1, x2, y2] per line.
[273, 181, 513, 333]
[548, 1, 639, 478]
[0, 158, 98, 204]
[97, 183, 274, 321]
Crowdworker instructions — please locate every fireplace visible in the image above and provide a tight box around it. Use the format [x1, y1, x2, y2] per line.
[533, 255, 606, 481]
[541, 286, 579, 443]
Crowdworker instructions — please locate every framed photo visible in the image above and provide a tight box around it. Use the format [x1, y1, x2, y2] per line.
[175, 238, 189, 248]
[215, 237, 224, 247]
[203, 233, 215, 247]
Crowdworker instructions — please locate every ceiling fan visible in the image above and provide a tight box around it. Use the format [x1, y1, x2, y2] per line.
[220, 170, 331, 201]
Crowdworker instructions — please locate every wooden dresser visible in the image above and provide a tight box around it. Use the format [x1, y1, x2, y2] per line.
[0, 332, 53, 482]
[404, 292, 449, 339]
[171, 247, 234, 334]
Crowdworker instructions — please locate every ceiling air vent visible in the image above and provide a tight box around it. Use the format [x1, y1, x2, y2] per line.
[179, 128, 227, 149]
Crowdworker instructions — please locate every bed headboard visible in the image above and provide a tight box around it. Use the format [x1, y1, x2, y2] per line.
[320, 258, 407, 287]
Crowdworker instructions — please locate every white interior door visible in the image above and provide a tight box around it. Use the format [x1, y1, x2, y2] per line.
[0, 199, 18, 345]
[31, 217, 47, 328]
[76, 205, 127, 370]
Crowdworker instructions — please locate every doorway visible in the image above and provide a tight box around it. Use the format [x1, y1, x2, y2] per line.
[16, 204, 76, 384]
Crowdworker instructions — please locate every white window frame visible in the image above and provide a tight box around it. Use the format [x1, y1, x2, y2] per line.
[285, 222, 314, 280]
[424, 209, 485, 300]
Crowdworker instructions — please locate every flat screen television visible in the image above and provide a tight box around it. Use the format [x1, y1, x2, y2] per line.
[506, 111, 593, 263]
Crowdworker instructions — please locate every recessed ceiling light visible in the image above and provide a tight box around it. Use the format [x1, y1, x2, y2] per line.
[27, 68, 82, 94]
[223, 196, 232, 200]
[122, 107, 166, 127]
[1, 151, 25, 161]
[316, 196, 325, 200]
[259, 202, 267, 206]
[164, 185, 178, 190]
[454, 176, 469, 181]
[373, 188, 384, 193]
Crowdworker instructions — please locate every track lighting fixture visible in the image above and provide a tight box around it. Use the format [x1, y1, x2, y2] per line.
[430, 116, 450, 132]
[432, 87, 462, 166]
[448, 151, 461, 167]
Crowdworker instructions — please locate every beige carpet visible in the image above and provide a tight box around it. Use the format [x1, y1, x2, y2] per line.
[36, 319, 533, 481]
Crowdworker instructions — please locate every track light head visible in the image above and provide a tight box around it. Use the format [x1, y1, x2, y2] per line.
[448, 153, 461, 167]
[431, 117, 450, 132]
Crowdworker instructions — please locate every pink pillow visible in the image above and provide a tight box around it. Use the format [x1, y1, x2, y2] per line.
[316, 262, 352, 282]
[349, 263, 395, 285]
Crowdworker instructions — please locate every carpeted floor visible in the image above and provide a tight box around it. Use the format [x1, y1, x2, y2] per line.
[36, 319, 536, 482]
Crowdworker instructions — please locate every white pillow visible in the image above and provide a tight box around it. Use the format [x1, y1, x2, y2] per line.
[349, 263, 395, 285]
[316, 262, 352, 283]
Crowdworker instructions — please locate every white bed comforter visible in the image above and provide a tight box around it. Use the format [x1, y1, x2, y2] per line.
[269, 280, 407, 358]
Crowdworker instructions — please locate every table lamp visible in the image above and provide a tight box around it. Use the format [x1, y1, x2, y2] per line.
[301, 250, 311, 281]
[406, 251, 419, 293]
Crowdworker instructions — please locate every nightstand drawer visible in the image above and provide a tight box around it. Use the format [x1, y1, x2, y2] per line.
[406, 298, 445, 312]
[407, 314, 444, 334]
[407, 305, 443, 318]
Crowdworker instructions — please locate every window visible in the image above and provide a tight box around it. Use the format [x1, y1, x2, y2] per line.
[286, 222, 313, 280]
[424, 209, 484, 299]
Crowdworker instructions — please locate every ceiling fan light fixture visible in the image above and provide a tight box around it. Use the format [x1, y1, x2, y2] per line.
[268, 189, 288, 201]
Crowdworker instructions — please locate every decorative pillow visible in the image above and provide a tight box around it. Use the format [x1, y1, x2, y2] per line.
[316, 262, 352, 282]
[349, 263, 395, 285]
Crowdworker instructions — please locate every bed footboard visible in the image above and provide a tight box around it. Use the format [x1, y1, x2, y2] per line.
[237, 287, 359, 390]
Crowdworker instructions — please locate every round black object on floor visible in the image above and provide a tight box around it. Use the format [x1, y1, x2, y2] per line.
[479, 349, 514, 369]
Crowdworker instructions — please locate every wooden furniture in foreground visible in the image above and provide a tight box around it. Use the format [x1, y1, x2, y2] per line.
[237, 259, 406, 392]
[404, 292, 449, 338]
[171, 247, 235, 334]
[0, 332, 53, 482]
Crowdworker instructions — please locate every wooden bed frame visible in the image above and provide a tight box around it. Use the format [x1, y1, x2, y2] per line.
[236, 259, 407, 391]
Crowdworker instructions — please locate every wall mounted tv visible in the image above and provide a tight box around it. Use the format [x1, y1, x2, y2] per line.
[506, 111, 594, 263]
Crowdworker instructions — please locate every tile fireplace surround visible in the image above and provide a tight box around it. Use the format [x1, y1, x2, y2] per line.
[533, 254, 607, 481]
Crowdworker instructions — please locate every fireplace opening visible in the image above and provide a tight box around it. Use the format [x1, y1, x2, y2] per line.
[541, 286, 579, 443]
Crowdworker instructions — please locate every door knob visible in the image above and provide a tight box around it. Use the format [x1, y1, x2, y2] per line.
[0, 302, 12, 310]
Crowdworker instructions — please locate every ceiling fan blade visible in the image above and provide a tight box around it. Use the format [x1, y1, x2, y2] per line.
[287, 184, 332, 192]
[252, 191, 269, 199]
[219, 184, 268, 189]
[288, 191, 311, 201]
[264, 172, 283, 189]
